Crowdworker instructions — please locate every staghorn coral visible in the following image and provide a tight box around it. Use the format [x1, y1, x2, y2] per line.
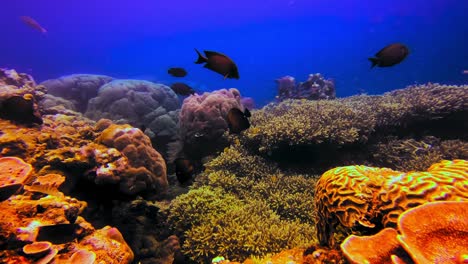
[97, 123, 167, 196]
[245, 83, 468, 161]
[40, 74, 114, 113]
[182, 200, 315, 263]
[314, 159, 468, 247]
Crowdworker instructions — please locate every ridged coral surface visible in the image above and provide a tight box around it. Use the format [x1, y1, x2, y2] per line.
[314, 159, 468, 247]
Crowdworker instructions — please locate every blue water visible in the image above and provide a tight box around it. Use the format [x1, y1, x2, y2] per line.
[1, 0, 467, 106]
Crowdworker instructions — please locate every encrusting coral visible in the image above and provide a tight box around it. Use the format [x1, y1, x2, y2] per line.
[0, 157, 134, 263]
[340, 201, 468, 264]
[314, 159, 468, 247]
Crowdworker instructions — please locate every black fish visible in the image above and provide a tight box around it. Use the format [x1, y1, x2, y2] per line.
[174, 158, 194, 184]
[168, 67, 187, 77]
[227, 108, 250, 134]
[171, 82, 196, 96]
[36, 224, 82, 244]
[369, 43, 409, 68]
[194, 49, 239, 79]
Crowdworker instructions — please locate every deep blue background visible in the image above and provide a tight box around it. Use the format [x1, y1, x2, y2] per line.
[1, 0, 467, 106]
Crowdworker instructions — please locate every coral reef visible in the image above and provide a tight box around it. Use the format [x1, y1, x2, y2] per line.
[0, 158, 134, 264]
[176, 88, 245, 161]
[341, 201, 468, 264]
[40, 74, 113, 113]
[240, 97, 255, 109]
[275, 73, 336, 101]
[0, 68, 45, 125]
[314, 159, 468, 247]
[243, 83, 468, 173]
[97, 122, 168, 196]
[85, 80, 180, 150]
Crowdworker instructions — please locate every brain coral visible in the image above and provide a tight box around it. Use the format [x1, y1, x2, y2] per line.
[85, 80, 180, 149]
[40, 74, 113, 113]
[314, 159, 468, 247]
[97, 123, 168, 196]
[177, 88, 244, 160]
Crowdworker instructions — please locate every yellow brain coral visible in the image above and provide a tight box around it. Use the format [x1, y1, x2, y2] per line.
[314, 159, 468, 247]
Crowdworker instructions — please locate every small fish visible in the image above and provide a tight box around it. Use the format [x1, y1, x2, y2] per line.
[368, 43, 409, 68]
[227, 108, 251, 134]
[171, 82, 196, 96]
[174, 158, 194, 184]
[20, 16, 47, 34]
[168, 67, 187, 77]
[194, 49, 239, 79]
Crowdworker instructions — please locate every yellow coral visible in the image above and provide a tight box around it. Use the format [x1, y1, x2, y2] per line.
[314, 159, 468, 247]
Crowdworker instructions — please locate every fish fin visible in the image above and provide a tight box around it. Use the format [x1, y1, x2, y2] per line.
[194, 48, 207, 64]
[368, 57, 379, 68]
[204, 50, 224, 57]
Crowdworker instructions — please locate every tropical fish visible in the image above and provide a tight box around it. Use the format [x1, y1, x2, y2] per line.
[174, 158, 194, 184]
[368, 43, 409, 68]
[170, 82, 196, 96]
[168, 67, 187, 77]
[20, 16, 47, 34]
[227, 108, 250, 134]
[194, 49, 239, 79]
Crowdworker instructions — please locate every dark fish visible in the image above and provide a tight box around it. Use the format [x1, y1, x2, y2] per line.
[227, 108, 250, 134]
[368, 43, 409, 68]
[20, 16, 47, 34]
[168, 67, 187, 77]
[194, 49, 239, 79]
[171, 82, 196, 96]
[0, 95, 43, 125]
[174, 158, 194, 184]
[36, 223, 82, 244]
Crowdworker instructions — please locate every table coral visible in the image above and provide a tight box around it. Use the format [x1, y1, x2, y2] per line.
[314, 159, 468, 247]
[246, 83, 468, 164]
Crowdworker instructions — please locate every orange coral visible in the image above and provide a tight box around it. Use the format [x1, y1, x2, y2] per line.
[314, 159, 468, 246]
[0, 156, 33, 201]
[397, 201, 468, 264]
[340, 228, 410, 264]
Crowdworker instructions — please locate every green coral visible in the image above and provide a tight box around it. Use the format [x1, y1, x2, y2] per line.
[244, 84, 468, 154]
[182, 200, 315, 263]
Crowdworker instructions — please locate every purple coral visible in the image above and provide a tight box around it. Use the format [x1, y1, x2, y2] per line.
[176, 88, 244, 160]
[275, 73, 336, 101]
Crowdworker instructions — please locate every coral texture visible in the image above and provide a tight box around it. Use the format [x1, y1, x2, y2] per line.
[340, 201, 468, 264]
[314, 159, 468, 247]
[275, 73, 336, 101]
[0, 159, 133, 264]
[85, 79, 180, 146]
[177, 88, 245, 160]
[40, 74, 113, 112]
[97, 123, 168, 196]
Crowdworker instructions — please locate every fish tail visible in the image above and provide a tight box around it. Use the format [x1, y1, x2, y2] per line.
[368, 57, 379, 68]
[194, 49, 207, 64]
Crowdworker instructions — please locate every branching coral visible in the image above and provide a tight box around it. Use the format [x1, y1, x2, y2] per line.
[182, 200, 315, 263]
[314, 159, 468, 247]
